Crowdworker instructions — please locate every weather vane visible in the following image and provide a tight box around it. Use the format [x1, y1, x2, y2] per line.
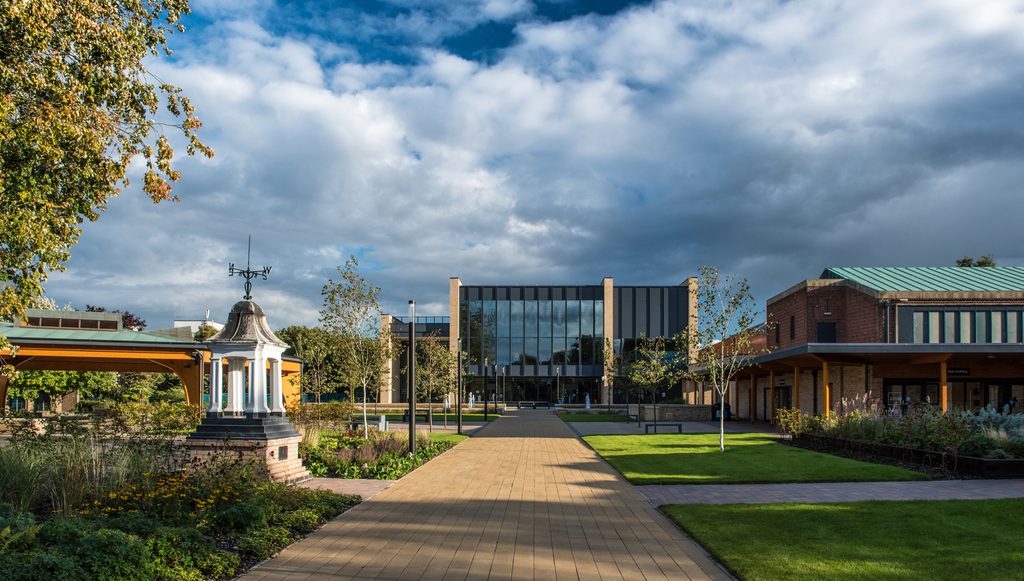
[229, 236, 271, 300]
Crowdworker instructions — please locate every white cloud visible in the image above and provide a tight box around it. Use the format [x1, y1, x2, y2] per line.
[45, 0, 1024, 328]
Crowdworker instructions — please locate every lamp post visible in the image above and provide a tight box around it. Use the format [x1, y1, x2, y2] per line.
[483, 358, 489, 421]
[502, 365, 507, 410]
[408, 300, 416, 454]
[457, 338, 463, 435]
[556, 367, 561, 405]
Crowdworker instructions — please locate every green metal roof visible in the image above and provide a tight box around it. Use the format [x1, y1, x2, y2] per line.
[0, 322, 194, 344]
[821, 266, 1024, 292]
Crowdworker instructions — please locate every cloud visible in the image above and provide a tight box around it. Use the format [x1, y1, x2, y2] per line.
[44, 0, 1024, 328]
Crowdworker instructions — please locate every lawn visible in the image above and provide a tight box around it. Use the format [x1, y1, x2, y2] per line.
[559, 413, 633, 422]
[663, 499, 1024, 580]
[428, 433, 469, 445]
[583, 433, 926, 484]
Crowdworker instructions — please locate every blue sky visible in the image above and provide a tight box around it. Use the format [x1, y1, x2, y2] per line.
[45, 0, 1024, 329]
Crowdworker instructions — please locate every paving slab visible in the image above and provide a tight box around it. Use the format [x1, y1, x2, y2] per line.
[243, 410, 730, 580]
[639, 479, 1024, 506]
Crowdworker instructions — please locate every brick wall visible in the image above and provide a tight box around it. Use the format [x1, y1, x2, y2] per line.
[767, 281, 885, 349]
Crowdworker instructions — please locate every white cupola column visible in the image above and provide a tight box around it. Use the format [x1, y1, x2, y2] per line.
[225, 358, 245, 414]
[249, 355, 270, 415]
[207, 356, 224, 414]
[269, 358, 285, 414]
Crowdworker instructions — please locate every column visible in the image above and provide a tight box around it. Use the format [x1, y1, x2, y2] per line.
[248, 356, 270, 415]
[793, 366, 801, 412]
[0, 374, 8, 415]
[207, 356, 223, 414]
[769, 370, 775, 422]
[940, 360, 948, 414]
[225, 358, 245, 414]
[269, 358, 285, 415]
[823, 360, 831, 417]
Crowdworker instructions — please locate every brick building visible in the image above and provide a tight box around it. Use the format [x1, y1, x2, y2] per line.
[694, 267, 1024, 421]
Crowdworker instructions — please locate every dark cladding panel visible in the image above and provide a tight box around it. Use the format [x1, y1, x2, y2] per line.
[650, 288, 662, 338]
[511, 287, 522, 300]
[566, 287, 578, 300]
[496, 287, 509, 300]
[539, 287, 550, 300]
[636, 288, 648, 337]
[482, 287, 494, 300]
[525, 287, 537, 300]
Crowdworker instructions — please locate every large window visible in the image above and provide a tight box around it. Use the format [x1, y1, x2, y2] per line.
[460, 294, 604, 374]
[900, 307, 1024, 344]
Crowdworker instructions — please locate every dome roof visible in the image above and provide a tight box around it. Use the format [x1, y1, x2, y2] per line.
[208, 300, 287, 347]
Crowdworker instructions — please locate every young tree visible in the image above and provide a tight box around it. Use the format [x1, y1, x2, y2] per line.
[623, 334, 687, 425]
[321, 257, 392, 438]
[0, 1, 212, 345]
[680, 265, 768, 452]
[413, 335, 456, 431]
[277, 325, 343, 404]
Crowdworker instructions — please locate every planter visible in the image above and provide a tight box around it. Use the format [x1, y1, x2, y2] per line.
[796, 433, 1024, 478]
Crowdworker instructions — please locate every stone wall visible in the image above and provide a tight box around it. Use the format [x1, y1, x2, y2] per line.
[638, 404, 714, 421]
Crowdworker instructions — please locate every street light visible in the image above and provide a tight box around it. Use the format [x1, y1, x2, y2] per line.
[456, 338, 463, 435]
[556, 366, 561, 405]
[483, 357, 489, 421]
[408, 300, 416, 454]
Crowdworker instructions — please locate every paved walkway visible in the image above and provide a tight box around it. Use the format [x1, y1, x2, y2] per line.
[301, 478, 396, 500]
[638, 479, 1024, 506]
[244, 410, 729, 580]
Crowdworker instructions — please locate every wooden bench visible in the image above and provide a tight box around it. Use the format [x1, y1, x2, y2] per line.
[644, 422, 683, 434]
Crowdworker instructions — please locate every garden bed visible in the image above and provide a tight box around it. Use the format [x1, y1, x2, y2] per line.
[796, 433, 1024, 479]
[301, 429, 464, 479]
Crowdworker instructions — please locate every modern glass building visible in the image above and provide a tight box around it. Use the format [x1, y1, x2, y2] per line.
[449, 277, 696, 404]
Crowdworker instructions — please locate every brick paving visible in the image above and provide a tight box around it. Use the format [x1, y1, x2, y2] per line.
[301, 478, 396, 500]
[638, 479, 1024, 506]
[243, 410, 730, 580]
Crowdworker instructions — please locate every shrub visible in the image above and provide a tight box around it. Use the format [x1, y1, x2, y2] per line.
[236, 525, 292, 560]
[774, 407, 810, 437]
[195, 550, 240, 579]
[76, 528, 153, 580]
[101, 512, 163, 537]
[213, 502, 267, 533]
[279, 508, 322, 533]
[0, 445, 46, 513]
[36, 517, 88, 552]
[0, 550, 87, 581]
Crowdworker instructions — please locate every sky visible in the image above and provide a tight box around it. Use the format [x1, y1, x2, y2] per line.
[43, 0, 1024, 330]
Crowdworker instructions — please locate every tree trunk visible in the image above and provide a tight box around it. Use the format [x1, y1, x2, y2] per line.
[719, 390, 726, 452]
[362, 381, 369, 439]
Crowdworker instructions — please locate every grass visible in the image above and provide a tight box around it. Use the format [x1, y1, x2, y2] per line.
[428, 433, 469, 445]
[558, 413, 632, 423]
[663, 499, 1024, 580]
[583, 433, 927, 484]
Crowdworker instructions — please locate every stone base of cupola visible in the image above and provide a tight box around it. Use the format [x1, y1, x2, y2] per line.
[186, 416, 310, 484]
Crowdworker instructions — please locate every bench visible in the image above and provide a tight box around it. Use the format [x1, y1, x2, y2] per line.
[401, 411, 430, 423]
[644, 422, 683, 434]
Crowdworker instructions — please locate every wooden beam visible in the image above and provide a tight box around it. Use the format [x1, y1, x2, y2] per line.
[0, 375, 8, 415]
[940, 360, 948, 414]
[823, 360, 831, 417]
[13, 346, 196, 361]
[909, 353, 953, 366]
[793, 366, 801, 412]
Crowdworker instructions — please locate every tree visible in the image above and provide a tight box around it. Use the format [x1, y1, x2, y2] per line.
[623, 334, 687, 424]
[956, 255, 997, 267]
[85, 305, 147, 330]
[412, 334, 456, 431]
[320, 257, 392, 438]
[680, 265, 768, 452]
[277, 325, 344, 404]
[193, 323, 219, 342]
[0, 1, 212, 372]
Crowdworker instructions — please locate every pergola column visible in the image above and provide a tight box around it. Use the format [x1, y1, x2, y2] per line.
[940, 360, 948, 413]
[0, 375, 8, 415]
[207, 357, 224, 414]
[793, 366, 801, 412]
[823, 360, 831, 417]
[269, 358, 285, 415]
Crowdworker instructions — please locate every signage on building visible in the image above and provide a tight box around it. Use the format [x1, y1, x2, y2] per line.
[948, 368, 970, 376]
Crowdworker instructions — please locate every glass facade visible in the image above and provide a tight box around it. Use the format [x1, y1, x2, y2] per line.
[899, 307, 1024, 344]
